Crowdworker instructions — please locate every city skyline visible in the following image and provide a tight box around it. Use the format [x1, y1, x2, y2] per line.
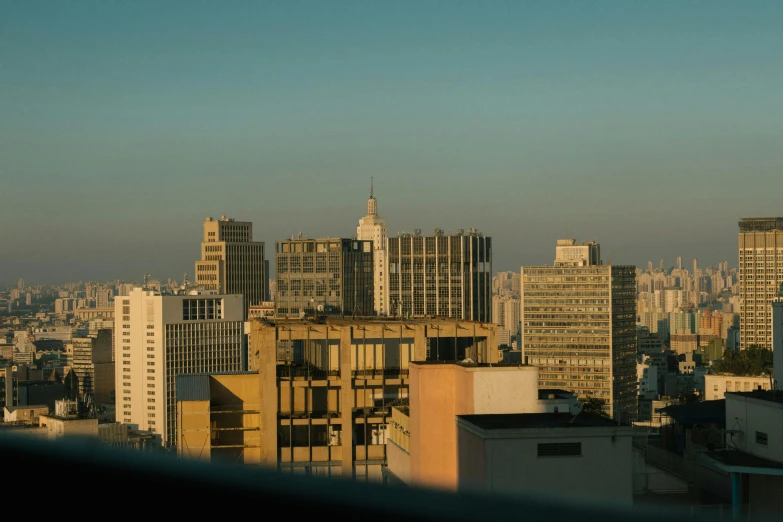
[3, 2, 783, 283]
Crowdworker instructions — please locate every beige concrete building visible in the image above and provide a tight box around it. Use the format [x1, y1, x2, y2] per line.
[71, 329, 113, 400]
[456, 412, 634, 505]
[195, 216, 268, 318]
[385, 362, 575, 491]
[74, 308, 115, 320]
[738, 218, 783, 350]
[704, 374, 772, 401]
[521, 239, 637, 422]
[492, 294, 520, 340]
[176, 317, 499, 479]
[115, 288, 245, 447]
[356, 181, 388, 316]
[3, 405, 49, 423]
[387, 229, 492, 321]
[275, 238, 374, 318]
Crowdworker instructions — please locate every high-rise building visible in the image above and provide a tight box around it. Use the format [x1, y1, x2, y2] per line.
[387, 229, 491, 321]
[521, 239, 637, 422]
[195, 216, 268, 319]
[738, 218, 783, 350]
[677, 256, 683, 271]
[115, 287, 245, 446]
[275, 238, 374, 318]
[492, 294, 521, 338]
[17, 278, 24, 291]
[356, 180, 388, 315]
[71, 329, 113, 400]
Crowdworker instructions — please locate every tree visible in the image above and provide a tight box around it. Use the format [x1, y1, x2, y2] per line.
[580, 397, 608, 416]
[712, 345, 773, 376]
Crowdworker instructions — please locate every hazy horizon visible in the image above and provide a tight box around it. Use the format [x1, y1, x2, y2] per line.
[3, 1, 782, 284]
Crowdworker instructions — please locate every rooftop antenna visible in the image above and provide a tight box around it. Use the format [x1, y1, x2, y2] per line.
[370, 176, 374, 199]
[143, 274, 151, 290]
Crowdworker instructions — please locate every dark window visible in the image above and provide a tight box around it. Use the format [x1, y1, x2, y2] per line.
[537, 442, 582, 457]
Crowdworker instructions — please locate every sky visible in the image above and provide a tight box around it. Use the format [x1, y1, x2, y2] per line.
[2, 1, 782, 284]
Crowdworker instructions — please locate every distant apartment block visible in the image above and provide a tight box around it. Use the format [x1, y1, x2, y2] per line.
[275, 238, 374, 318]
[387, 229, 491, 321]
[195, 216, 268, 318]
[521, 239, 637, 422]
[738, 218, 783, 350]
[115, 287, 245, 447]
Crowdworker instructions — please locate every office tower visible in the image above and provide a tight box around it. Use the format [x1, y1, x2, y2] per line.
[521, 239, 637, 422]
[177, 317, 499, 472]
[71, 329, 113, 401]
[659, 259, 664, 271]
[693, 258, 698, 275]
[275, 238, 373, 318]
[739, 218, 783, 350]
[387, 228, 491, 321]
[96, 287, 112, 309]
[18, 278, 24, 291]
[115, 287, 245, 446]
[677, 256, 682, 271]
[195, 216, 268, 318]
[356, 180, 388, 315]
[648, 261, 653, 272]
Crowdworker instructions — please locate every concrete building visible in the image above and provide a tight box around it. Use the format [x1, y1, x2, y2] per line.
[356, 181, 388, 316]
[3, 405, 49, 423]
[738, 218, 783, 350]
[456, 412, 634, 506]
[275, 238, 374, 318]
[492, 294, 520, 340]
[177, 317, 499, 478]
[387, 229, 491, 322]
[704, 374, 772, 400]
[385, 361, 576, 491]
[195, 216, 268, 318]
[71, 329, 113, 400]
[115, 287, 245, 447]
[75, 307, 114, 320]
[521, 239, 637, 422]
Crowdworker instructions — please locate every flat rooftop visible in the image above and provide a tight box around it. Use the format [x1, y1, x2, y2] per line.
[412, 361, 529, 368]
[727, 389, 783, 404]
[458, 412, 621, 430]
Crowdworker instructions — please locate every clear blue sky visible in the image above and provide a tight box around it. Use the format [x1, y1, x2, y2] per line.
[2, 1, 782, 284]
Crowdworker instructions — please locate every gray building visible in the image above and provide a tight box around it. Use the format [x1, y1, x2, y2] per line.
[387, 228, 492, 322]
[275, 238, 374, 318]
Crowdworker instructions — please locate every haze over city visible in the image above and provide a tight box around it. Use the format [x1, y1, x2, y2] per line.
[2, 1, 782, 283]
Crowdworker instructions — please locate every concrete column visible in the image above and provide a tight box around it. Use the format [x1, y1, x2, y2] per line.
[256, 324, 278, 466]
[340, 326, 354, 477]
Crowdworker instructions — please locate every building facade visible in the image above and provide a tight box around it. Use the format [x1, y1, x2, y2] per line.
[356, 182, 388, 316]
[114, 287, 245, 447]
[275, 238, 374, 318]
[195, 216, 268, 318]
[738, 218, 783, 350]
[387, 229, 491, 321]
[177, 317, 499, 478]
[492, 294, 520, 341]
[521, 239, 637, 422]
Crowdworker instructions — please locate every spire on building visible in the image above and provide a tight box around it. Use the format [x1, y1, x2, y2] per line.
[367, 177, 377, 216]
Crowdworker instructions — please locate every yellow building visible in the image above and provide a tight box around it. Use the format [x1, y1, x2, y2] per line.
[176, 317, 499, 479]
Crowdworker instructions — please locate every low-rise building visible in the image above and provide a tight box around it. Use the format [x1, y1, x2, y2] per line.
[704, 374, 772, 401]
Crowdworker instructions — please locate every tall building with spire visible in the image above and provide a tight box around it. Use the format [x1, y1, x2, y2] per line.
[356, 179, 388, 315]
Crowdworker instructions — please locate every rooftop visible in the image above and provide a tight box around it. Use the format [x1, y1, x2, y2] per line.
[659, 400, 726, 425]
[457, 412, 621, 430]
[727, 389, 783, 404]
[708, 449, 783, 474]
[412, 361, 529, 368]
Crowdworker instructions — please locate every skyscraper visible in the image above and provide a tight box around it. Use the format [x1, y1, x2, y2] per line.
[115, 287, 245, 446]
[387, 228, 491, 321]
[738, 218, 783, 350]
[356, 180, 388, 315]
[521, 239, 637, 422]
[274, 237, 374, 318]
[195, 216, 267, 319]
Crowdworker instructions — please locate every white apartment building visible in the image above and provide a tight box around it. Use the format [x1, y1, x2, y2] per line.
[356, 182, 388, 315]
[115, 288, 245, 447]
[492, 294, 520, 337]
[738, 218, 783, 350]
[704, 374, 772, 401]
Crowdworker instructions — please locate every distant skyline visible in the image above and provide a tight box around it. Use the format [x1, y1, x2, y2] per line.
[2, 2, 782, 283]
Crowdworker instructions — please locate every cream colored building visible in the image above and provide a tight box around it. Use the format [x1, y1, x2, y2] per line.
[492, 294, 520, 339]
[385, 362, 576, 491]
[704, 374, 771, 401]
[356, 181, 388, 316]
[738, 218, 783, 350]
[195, 216, 268, 318]
[177, 317, 500, 479]
[115, 287, 245, 447]
[521, 239, 637, 422]
[456, 412, 634, 505]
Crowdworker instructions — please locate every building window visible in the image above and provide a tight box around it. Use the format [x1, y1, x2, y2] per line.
[756, 431, 768, 446]
[537, 442, 582, 457]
